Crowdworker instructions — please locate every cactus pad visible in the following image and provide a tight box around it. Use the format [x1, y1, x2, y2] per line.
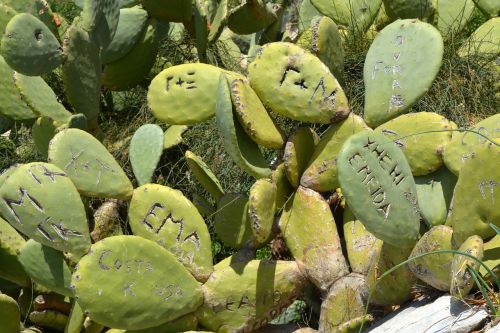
[272, 163, 294, 213]
[148, 63, 222, 125]
[164, 125, 188, 149]
[279, 186, 348, 291]
[450, 235, 483, 297]
[0, 56, 35, 121]
[81, 0, 120, 48]
[473, 0, 500, 18]
[18, 239, 73, 297]
[0, 163, 91, 256]
[214, 193, 254, 249]
[248, 178, 277, 244]
[196, 259, 307, 332]
[141, 0, 192, 23]
[480, 235, 500, 278]
[382, 0, 435, 21]
[0, 13, 63, 76]
[248, 42, 349, 124]
[32, 117, 56, 158]
[128, 184, 213, 282]
[0, 293, 20, 333]
[72, 235, 203, 330]
[227, 0, 276, 35]
[337, 130, 420, 247]
[0, 217, 30, 286]
[437, 0, 475, 36]
[48, 129, 133, 199]
[284, 127, 319, 188]
[129, 124, 164, 186]
[363, 19, 443, 127]
[375, 112, 455, 175]
[185, 150, 224, 201]
[301, 114, 368, 192]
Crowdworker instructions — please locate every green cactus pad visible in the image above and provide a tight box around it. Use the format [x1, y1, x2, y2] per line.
[229, 77, 285, 149]
[337, 130, 420, 247]
[343, 206, 382, 275]
[298, 0, 321, 33]
[101, 7, 149, 64]
[448, 144, 500, 244]
[249, 179, 277, 244]
[271, 163, 294, 213]
[196, 259, 307, 332]
[72, 235, 203, 330]
[81, 0, 120, 48]
[18, 239, 73, 297]
[65, 301, 85, 333]
[318, 273, 368, 332]
[128, 184, 213, 282]
[105, 313, 198, 333]
[227, 0, 276, 35]
[216, 75, 272, 179]
[450, 235, 483, 297]
[214, 193, 254, 249]
[13, 73, 72, 124]
[382, 0, 435, 21]
[297, 16, 345, 85]
[193, 0, 208, 62]
[375, 112, 455, 175]
[0, 4, 17, 39]
[408, 225, 456, 291]
[208, 0, 228, 43]
[185, 150, 224, 201]
[0, 293, 20, 333]
[102, 19, 162, 91]
[29, 310, 68, 331]
[0, 56, 35, 121]
[473, 0, 500, 18]
[479, 235, 500, 278]
[129, 124, 164, 186]
[32, 117, 56, 158]
[192, 194, 215, 216]
[48, 128, 133, 199]
[301, 114, 368, 192]
[141, 0, 192, 23]
[0, 13, 63, 76]
[164, 125, 188, 149]
[279, 186, 348, 291]
[0, 217, 30, 286]
[148, 63, 222, 125]
[62, 23, 101, 128]
[437, 0, 475, 36]
[415, 167, 457, 227]
[310, 0, 382, 33]
[248, 42, 349, 124]
[443, 114, 500, 175]
[284, 127, 319, 188]
[363, 19, 443, 127]
[0, 163, 91, 257]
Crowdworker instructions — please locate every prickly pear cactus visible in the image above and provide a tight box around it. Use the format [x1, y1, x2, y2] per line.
[473, 0, 500, 18]
[214, 193, 254, 249]
[0, 217, 30, 286]
[248, 42, 350, 124]
[164, 125, 188, 150]
[363, 19, 444, 127]
[72, 235, 204, 330]
[248, 178, 277, 244]
[129, 124, 164, 186]
[436, 0, 475, 36]
[0, 56, 35, 121]
[284, 127, 319, 188]
[48, 128, 133, 199]
[227, 0, 276, 35]
[0, 293, 20, 333]
[337, 130, 420, 247]
[480, 235, 500, 279]
[141, 0, 192, 23]
[458, 17, 499, 61]
[0, 163, 91, 257]
[450, 235, 483, 297]
[81, 0, 120, 49]
[382, 0, 435, 22]
[185, 150, 224, 200]
[128, 184, 213, 282]
[195, 259, 307, 332]
[272, 163, 294, 213]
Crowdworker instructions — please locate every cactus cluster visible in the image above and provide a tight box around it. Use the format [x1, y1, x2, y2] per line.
[0, 0, 498, 333]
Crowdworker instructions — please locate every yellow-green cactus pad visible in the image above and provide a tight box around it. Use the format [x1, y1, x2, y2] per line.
[128, 184, 213, 282]
[214, 193, 254, 249]
[0, 217, 30, 286]
[13, 73, 72, 124]
[479, 235, 500, 278]
[18, 239, 73, 297]
[301, 114, 368, 192]
[141, 0, 192, 23]
[29, 310, 67, 331]
[72, 235, 203, 330]
[248, 42, 349, 124]
[216, 75, 272, 179]
[279, 186, 348, 291]
[318, 273, 368, 332]
[81, 0, 120, 49]
[443, 114, 500, 176]
[148, 63, 222, 125]
[296, 16, 345, 85]
[0, 163, 91, 257]
[272, 163, 294, 213]
[129, 124, 164, 186]
[337, 130, 420, 247]
[311, 0, 382, 33]
[382, 0, 435, 21]
[227, 0, 276, 35]
[298, 0, 321, 33]
[448, 144, 500, 244]
[185, 150, 224, 201]
[415, 167, 457, 227]
[249, 179, 277, 245]
[207, 0, 228, 43]
[284, 127, 319, 188]
[459, 17, 499, 61]
[48, 128, 133, 200]
[229, 77, 285, 149]
[0, 4, 17, 41]
[0, 13, 63, 76]
[164, 125, 188, 149]
[121, 313, 198, 333]
[473, 0, 500, 18]
[0, 293, 20, 333]
[408, 225, 456, 291]
[0, 56, 35, 121]
[375, 112, 455, 175]
[450, 235, 483, 297]
[363, 19, 443, 127]
[436, 0, 475, 36]
[196, 259, 307, 332]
